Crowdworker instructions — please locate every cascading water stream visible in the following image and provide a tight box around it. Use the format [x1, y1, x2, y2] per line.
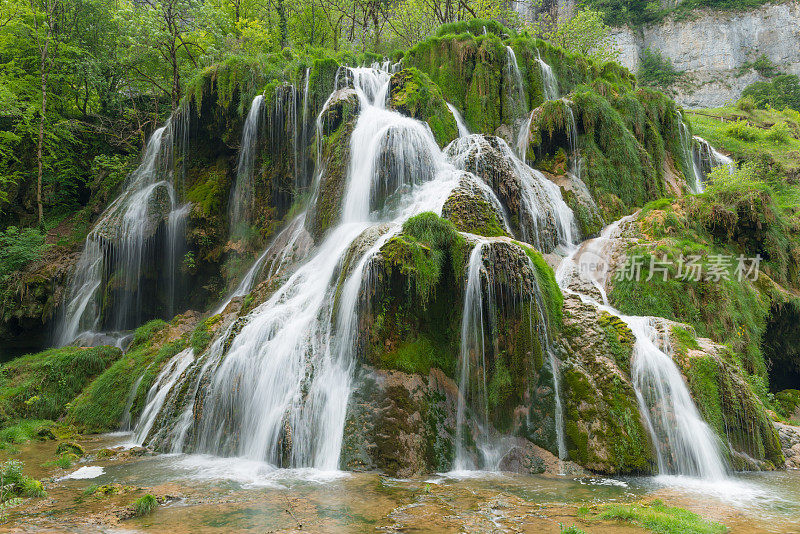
[693, 135, 735, 190]
[446, 102, 470, 137]
[454, 242, 492, 471]
[505, 46, 527, 119]
[536, 51, 559, 102]
[556, 218, 728, 480]
[229, 94, 265, 231]
[135, 63, 462, 470]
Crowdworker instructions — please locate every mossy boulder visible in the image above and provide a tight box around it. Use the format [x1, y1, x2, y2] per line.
[389, 68, 458, 148]
[56, 441, 85, 457]
[341, 367, 458, 476]
[445, 135, 563, 252]
[0, 345, 122, 424]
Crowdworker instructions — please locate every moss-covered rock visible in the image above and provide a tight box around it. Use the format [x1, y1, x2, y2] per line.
[667, 322, 783, 469]
[66, 314, 198, 432]
[441, 176, 509, 237]
[446, 135, 564, 252]
[559, 295, 654, 474]
[389, 68, 458, 147]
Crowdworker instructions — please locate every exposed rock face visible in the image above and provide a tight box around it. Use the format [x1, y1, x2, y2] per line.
[341, 367, 458, 476]
[610, 3, 800, 108]
[775, 422, 800, 469]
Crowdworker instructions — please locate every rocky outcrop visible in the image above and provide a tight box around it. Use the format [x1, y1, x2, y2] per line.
[610, 3, 800, 108]
[389, 68, 458, 147]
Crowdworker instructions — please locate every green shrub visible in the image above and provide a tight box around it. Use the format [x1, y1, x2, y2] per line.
[766, 122, 791, 144]
[133, 493, 158, 516]
[724, 120, 760, 142]
[742, 74, 800, 111]
[637, 48, 683, 88]
[736, 96, 756, 113]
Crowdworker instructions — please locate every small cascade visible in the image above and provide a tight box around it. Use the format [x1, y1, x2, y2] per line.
[557, 218, 729, 480]
[57, 116, 187, 346]
[692, 136, 735, 190]
[446, 102, 470, 137]
[229, 94, 265, 231]
[133, 348, 194, 445]
[536, 51, 559, 102]
[166, 204, 190, 318]
[215, 214, 309, 314]
[629, 317, 727, 479]
[677, 116, 704, 194]
[300, 67, 312, 188]
[119, 373, 145, 431]
[454, 240, 568, 471]
[505, 46, 527, 119]
[141, 63, 463, 469]
[454, 242, 493, 471]
[446, 135, 579, 251]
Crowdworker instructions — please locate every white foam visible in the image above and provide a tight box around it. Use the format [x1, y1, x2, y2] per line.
[62, 466, 105, 480]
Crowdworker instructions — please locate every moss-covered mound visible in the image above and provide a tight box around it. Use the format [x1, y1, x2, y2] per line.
[0, 345, 121, 424]
[66, 316, 198, 432]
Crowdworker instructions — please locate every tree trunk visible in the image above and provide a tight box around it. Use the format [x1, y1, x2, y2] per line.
[37, 74, 46, 225]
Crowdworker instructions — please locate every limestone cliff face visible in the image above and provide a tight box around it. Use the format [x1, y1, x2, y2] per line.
[555, 1, 800, 108]
[614, 2, 800, 108]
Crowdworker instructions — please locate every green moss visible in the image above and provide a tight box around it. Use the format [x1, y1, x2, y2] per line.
[776, 389, 800, 420]
[190, 315, 220, 354]
[67, 327, 186, 433]
[441, 189, 508, 238]
[186, 161, 227, 218]
[521, 245, 563, 332]
[55, 441, 84, 457]
[590, 501, 726, 534]
[133, 493, 158, 517]
[381, 213, 468, 306]
[379, 337, 442, 375]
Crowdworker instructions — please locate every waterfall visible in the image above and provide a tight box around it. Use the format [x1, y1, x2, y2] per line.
[454, 242, 492, 471]
[446, 102, 470, 137]
[133, 348, 195, 445]
[537, 51, 559, 102]
[693, 135, 735, 191]
[557, 218, 728, 480]
[57, 117, 186, 346]
[166, 204, 190, 318]
[229, 94, 265, 231]
[454, 240, 568, 471]
[628, 317, 727, 479]
[215, 214, 308, 314]
[141, 63, 462, 469]
[505, 46, 527, 119]
[300, 67, 311, 189]
[677, 116, 705, 194]
[119, 373, 145, 431]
